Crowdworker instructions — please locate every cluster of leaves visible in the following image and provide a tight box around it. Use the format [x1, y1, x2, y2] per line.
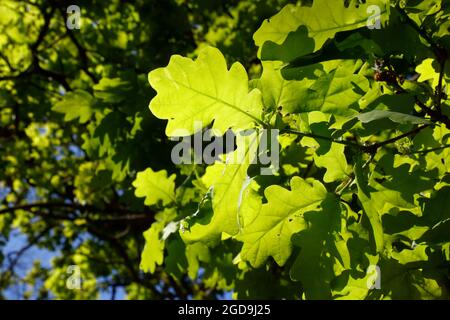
[0, 0, 294, 299]
[136, 0, 450, 299]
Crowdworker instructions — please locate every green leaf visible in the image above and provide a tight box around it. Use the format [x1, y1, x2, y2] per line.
[52, 90, 97, 124]
[148, 46, 263, 136]
[132, 167, 176, 206]
[254, 0, 389, 59]
[140, 221, 165, 273]
[237, 176, 328, 267]
[355, 110, 431, 125]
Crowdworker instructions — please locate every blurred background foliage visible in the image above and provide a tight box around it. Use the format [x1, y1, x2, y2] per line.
[0, 0, 295, 299]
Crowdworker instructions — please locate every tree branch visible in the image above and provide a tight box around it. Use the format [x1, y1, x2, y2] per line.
[56, 6, 98, 83]
[368, 124, 429, 151]
[409, 144, 450, 155]
[282, 125, 429, 154]
[0, 202, 154, 223]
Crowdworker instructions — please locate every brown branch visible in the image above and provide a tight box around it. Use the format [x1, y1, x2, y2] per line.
[56, 6, 97, 82]
[0, 3, 72, 90]
[0, 202, 154, 223]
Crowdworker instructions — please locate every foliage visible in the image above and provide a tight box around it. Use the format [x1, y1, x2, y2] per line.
[140, 0, 450, 300]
